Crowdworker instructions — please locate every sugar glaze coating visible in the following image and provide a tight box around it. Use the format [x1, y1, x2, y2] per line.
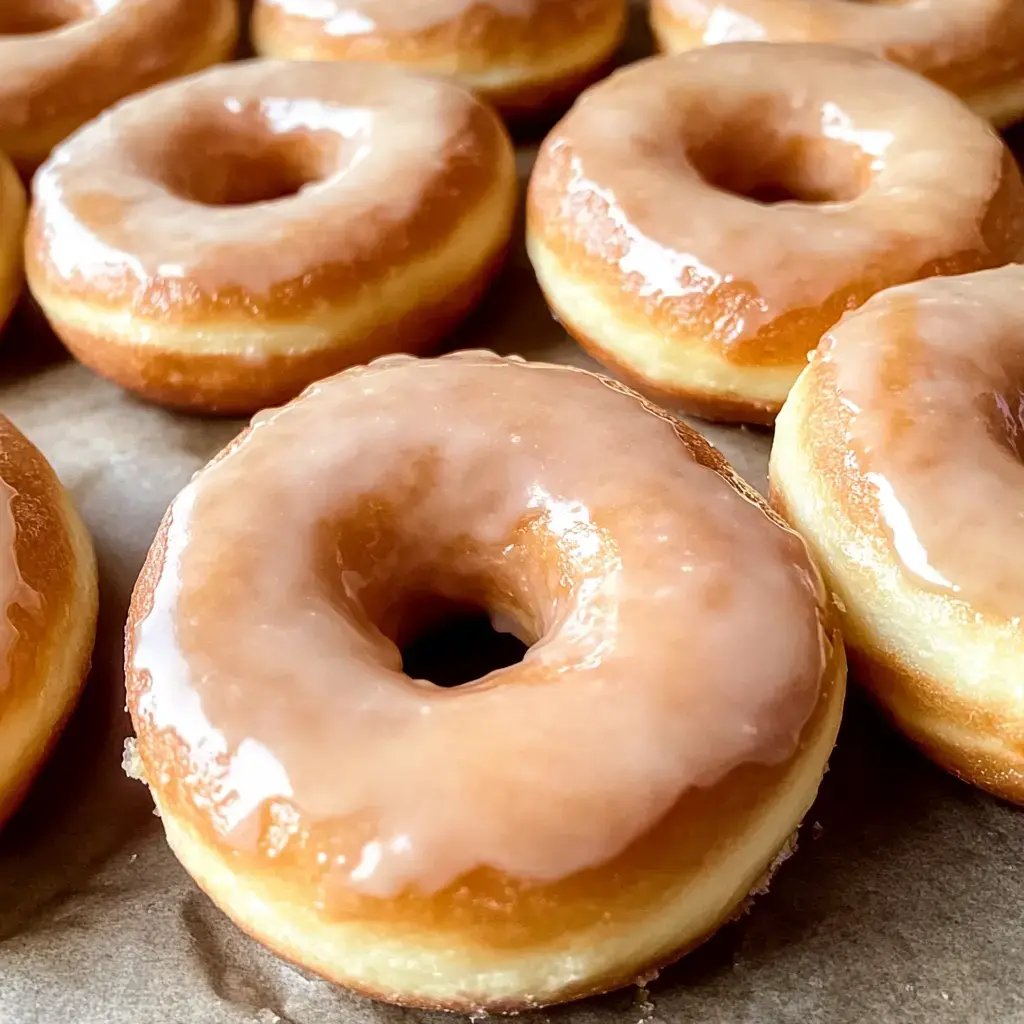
[0, 0, 239, 174]
[650, 0, 1024, 124]
[0, 415, 98, 828]
[251, 0, 628, 117]
[527, 43, 1024, 421]
[29, 60, 504, 304]
[26, 60, 517, 413]
[129, 352, 832, 896]
[771, 264, 1024, 803]
[127, 353, 845, 1009]
[821, 268, 1024, 617]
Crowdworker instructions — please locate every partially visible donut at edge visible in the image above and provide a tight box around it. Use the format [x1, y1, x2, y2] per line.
[771, 264, 1024, 804]
[527, 43, 1024, 424]
[650, 0, 1024, 127]
[0, 150, 25, 335]
[251, 0, 628, 119]
[0, 0, 239, 177]
[0, 415, 98, 829]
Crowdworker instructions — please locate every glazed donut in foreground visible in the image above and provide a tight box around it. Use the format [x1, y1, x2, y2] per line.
[0, 0, 238, 176]
[771, 265, 1024, 803]
[251, 0, 627, 118]
[649, 0, 1024, 128]
[26, 61, 517, 415]
[0, 415, 98, 828]
[125, 352, 845, 1011]
[0, 151, 26, 334]
[527, 43, 1024, 424]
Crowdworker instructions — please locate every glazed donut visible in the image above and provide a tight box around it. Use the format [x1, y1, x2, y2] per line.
[26, 61, 517, 415]
[0, 415, 98, 828]
[771, 265, 1024, 803]
[649, 0, 1024, 128]
[0, 0, 238, 177]
[125, 352, 845, 1011]
[527, 43, 1024, 424]
[0, 151, 26, 334]
[251, 0, 628, 118]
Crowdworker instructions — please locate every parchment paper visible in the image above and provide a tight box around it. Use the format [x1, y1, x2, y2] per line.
[3, 11, 1024, 1022]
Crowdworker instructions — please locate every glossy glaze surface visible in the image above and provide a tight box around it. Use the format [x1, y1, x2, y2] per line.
[250, 0, 627, 117]
[28, 60, 510, 318]
[256, 0, 538, 34]
[528, 44, 1019, 364]
[0, 414, 85, 721]
[820, 265, 1024, 618]
[651, 0, 1024, 95]
[128, 353, 831, 900]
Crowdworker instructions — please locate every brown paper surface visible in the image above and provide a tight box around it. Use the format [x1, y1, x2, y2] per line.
[3, 11, 1024, 1022]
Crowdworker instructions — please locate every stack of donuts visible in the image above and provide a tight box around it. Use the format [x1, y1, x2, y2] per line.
[2, 0, 1024, 1013]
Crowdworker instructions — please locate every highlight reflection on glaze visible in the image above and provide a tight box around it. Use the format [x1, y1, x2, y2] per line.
[824, 265, 1024, 614]
[529, 44, 1006, 346]
[0, 0, 237, 153]
[129, 353, 831, 898]
[30, 60, 481, 297]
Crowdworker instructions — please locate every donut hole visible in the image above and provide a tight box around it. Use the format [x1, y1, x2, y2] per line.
[159, 139, 326, 207]
[148, 111, 347, 207]
[395, 594, 530, 688]
[686, 121, 873, 205]
[0, 1, 88, 33]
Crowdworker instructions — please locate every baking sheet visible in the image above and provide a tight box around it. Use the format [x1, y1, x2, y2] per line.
[3, 10, 1024, 1024]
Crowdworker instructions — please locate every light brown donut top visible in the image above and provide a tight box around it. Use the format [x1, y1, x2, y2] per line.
[0, 479, 33, 700]
[127, 352, 832, 898]
[28, 59, 513, 319]
[815, 264, 1024, 621]
[0, 417, 75, 715]
[255, 0, 615, 37]
[652, 0, 1024, 94]
[529, 43, 1021, 353]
